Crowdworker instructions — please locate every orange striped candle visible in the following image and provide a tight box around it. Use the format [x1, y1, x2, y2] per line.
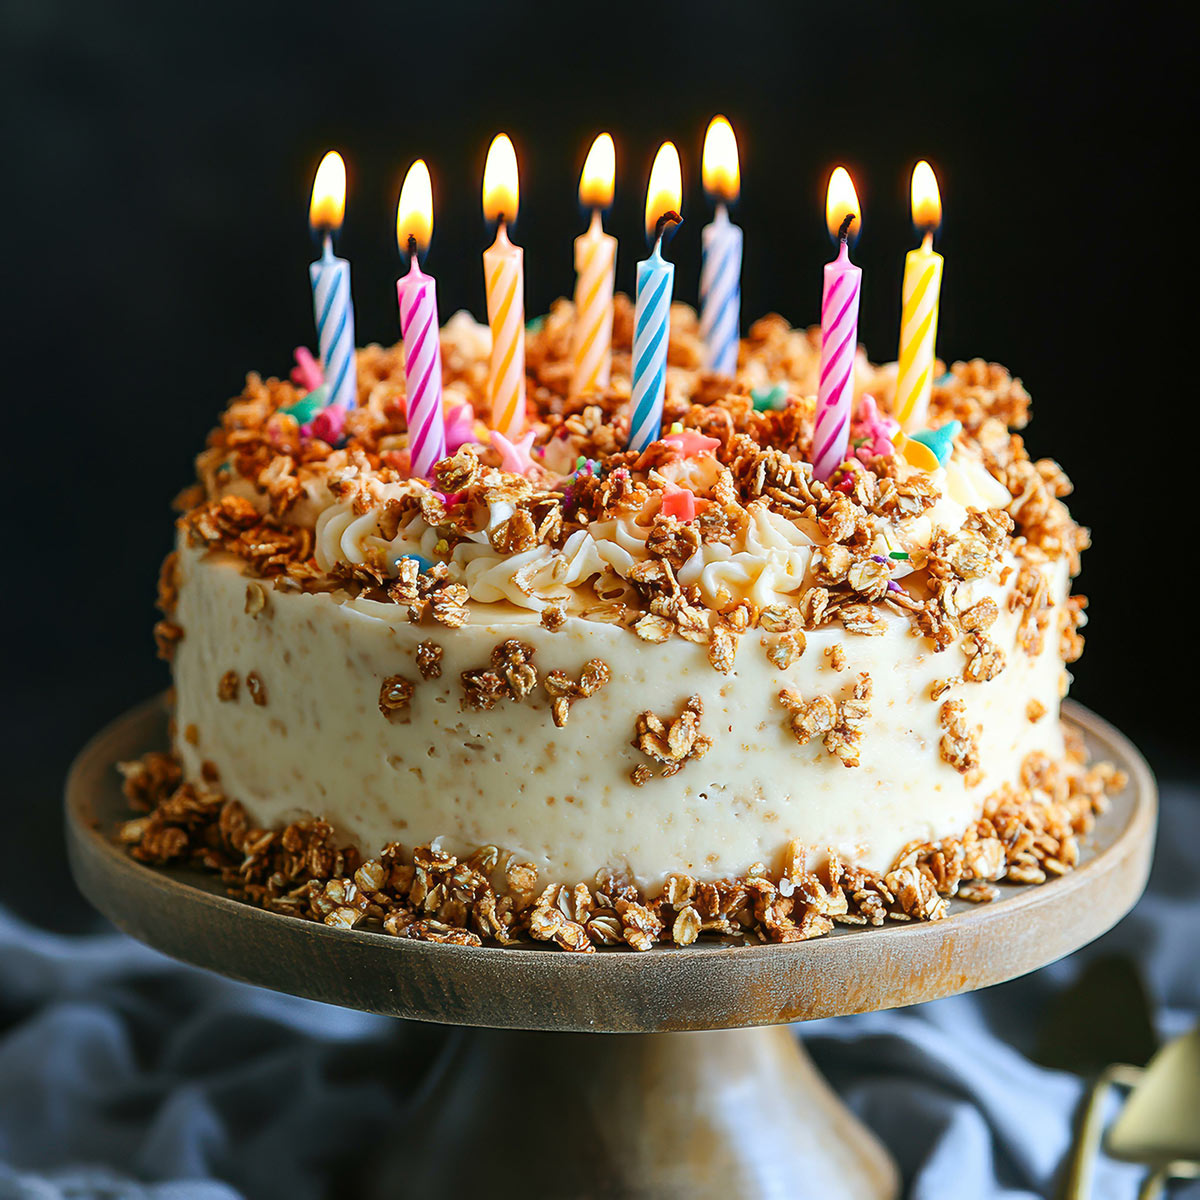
[570, 133, 617, 398]
[482, 134, 526, 437]
[894, 161, 944, 430]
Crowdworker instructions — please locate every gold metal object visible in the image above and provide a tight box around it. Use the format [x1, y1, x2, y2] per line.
[1065, 1028, 1200, 1198]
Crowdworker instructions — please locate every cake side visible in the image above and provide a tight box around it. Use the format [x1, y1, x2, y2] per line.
[169, 541, 1069, 887]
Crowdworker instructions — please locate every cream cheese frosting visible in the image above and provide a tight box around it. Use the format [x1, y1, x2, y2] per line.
[262, 431, 1009, 615]
[172, 543, 1070, 888]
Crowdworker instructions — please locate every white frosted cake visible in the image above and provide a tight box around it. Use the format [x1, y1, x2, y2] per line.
[126, 298, 1116, 950]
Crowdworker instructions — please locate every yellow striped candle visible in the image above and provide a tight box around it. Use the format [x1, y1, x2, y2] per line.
[570, 133, 617, 398]
[482, 134, 526, 437]
[894, 161, 944, 430]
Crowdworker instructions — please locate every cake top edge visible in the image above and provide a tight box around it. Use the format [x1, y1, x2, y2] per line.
[166, 298, 1088, 648]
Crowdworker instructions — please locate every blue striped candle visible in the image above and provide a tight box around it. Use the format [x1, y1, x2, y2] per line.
[627, 242, 675, 453]
[309, 236, 357, 411]
[699, 204, 742, 376]
[628, 142, 682, 454]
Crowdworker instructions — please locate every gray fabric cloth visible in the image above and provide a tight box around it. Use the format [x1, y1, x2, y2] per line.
[1, 789, 1197, 1200]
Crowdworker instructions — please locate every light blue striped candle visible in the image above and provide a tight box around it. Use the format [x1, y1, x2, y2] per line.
[627, 241, 675, 453]
[309, 235, 357, 411]
[699, 204, 742, 376]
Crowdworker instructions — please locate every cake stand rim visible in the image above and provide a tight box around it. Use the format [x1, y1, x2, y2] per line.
[64, 694, 1157, 1032]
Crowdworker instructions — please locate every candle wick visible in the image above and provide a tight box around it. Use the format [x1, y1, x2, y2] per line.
[655, 210, 683, 241]
[407, 233, 419, 261]
[838, 213, 856, 244]
[922, 230, 934, 251]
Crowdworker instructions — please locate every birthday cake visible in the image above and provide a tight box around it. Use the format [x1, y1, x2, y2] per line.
[123, 299, 1119, 950]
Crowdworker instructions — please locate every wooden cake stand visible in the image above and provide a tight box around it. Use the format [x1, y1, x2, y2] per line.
[65, 698, 1156, 1200]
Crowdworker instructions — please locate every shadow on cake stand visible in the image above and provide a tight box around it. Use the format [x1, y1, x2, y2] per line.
[65, 698, 1156, 1200]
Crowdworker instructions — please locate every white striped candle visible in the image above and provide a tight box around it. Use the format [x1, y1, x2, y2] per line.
[483, 223, 526, 438]
[571, 211, 616, 397]
[894, 161, 944, 430]
[309, 244, 356, 411]
[699, 117, 742, 376]
[397, 262, 445, 477]
[308, 151, 356, 412]
[628, 242, 675, 453]
[627, 142, 683, 454]
[396, 160, 445, 479]
[699, 205, 742, 376]
[482, 134, 526, 438]
[812, 168, 862, 482]
[571, 133, 617, 398]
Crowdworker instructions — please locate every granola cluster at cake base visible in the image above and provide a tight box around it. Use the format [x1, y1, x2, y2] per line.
[151, 296, 1092, 911]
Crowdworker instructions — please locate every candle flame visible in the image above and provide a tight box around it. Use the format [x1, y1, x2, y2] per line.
[396, 159, 433, 256]
[911, 160, 941, 234]
[825, 166, 860, 241]
[644, 141, 683, 242]
[309, 150, 347, 232]
[702, 116, 740, 203]
[579, 132, 615, 210]
[483, 133, 519, 224]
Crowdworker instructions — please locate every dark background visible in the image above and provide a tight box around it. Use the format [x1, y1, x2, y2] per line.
[2, 0, 1194, 929]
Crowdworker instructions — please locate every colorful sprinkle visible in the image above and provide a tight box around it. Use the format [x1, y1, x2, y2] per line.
[889, 551, 910, 561]
[310, 404, 346, 446]
[434, 539, 450, 556]
[851, 394, 900, 462]
[393, 553, 433, 573]
[290, 346, 324, 392]
[661, 428, 721, 458]
[911, 419, 962, 467]
[491, 428, 537, 475]
[525, 315, 546, 334]
[661, 483, 700, 522]
[280, 384, 329, 426]
[895, 432, 941, 473]
[443, 400, 479, 454]
[751, 383, 788, 412]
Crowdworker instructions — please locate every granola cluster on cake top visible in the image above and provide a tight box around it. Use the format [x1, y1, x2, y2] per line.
[133, 296, 1113, 950]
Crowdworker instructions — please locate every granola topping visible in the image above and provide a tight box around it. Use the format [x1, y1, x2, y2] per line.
[632, 695, 713, 782]
[116, 743, 1124, 952]
[174, 306, 1084, 681]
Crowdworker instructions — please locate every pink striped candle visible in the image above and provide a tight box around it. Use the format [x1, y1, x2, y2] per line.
[396, 161, 446, 478]
[812, 168, 862, 482]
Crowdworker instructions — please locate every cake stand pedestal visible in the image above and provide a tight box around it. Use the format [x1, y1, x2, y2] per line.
[65, 699, 1156, 1200]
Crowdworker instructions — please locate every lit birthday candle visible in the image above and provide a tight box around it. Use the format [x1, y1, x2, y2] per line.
[894, 161, 944, 430]
[395, 160, 446, 479]
[627, 142, 683, 453]
[482, 134, 526, 438]
[308, 151, 357, 415]
[699, 116, 743, 376]
[812, 167, 862, 482]
[570, 133, 617, 398]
